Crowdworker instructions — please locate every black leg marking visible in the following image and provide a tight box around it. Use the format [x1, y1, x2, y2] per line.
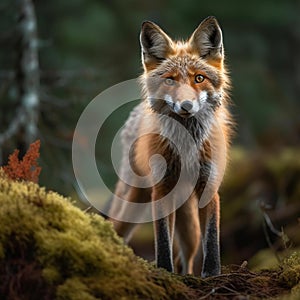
[201, 216, 220, 277]
[155, 217, 174, 272]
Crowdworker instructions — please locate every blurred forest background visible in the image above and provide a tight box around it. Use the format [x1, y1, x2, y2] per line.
[0, 0, 299, 269]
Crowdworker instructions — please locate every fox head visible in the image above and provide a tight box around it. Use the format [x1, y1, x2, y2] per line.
[139, 16, 229, 120]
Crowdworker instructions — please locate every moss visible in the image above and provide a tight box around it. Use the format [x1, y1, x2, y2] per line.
[56, 278, 98, 300]
[279, 252, 300, 288]
[0, 170, 191, 299]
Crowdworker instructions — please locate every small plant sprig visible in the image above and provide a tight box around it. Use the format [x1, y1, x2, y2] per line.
[2, 140, 41, 183]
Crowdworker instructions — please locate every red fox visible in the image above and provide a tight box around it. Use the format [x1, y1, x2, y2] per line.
[109, 16, 232, 277]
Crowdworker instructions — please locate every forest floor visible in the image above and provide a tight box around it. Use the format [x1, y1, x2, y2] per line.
[176, 264, 293, 299]
[0, 166, 299, 300]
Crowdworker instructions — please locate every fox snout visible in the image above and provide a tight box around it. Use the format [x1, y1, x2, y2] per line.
[164, 93, 201, 117]
[174, 99, 198, 117]
[160, 82, 203, 117]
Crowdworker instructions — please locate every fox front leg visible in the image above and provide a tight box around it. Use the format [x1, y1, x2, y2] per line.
[154, 214, 174, 272]
[199, 193, 221, 277]
[152, 184, 175, 272]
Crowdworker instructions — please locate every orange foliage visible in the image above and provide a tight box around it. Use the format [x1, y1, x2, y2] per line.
[2, 140, 41, 183]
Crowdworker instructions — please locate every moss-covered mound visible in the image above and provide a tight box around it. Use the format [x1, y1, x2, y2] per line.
[0, 170, 191, 300]
[0, 169, 299, 300]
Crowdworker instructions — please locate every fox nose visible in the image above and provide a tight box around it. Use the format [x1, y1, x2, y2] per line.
[180, 100, 193, 112]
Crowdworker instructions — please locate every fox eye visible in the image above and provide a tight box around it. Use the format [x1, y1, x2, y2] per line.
[164, 78, 175, 86]
[195, 74, 205, 83]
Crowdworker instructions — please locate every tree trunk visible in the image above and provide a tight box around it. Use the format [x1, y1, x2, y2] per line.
[16, 0, 40, 155]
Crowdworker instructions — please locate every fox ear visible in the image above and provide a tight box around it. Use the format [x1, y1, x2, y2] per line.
[189, 16, 223, 66]
[140, 21, 173, 71]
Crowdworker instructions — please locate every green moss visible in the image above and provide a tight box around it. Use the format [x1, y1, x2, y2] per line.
[279, 252, 300, 288]
[56, 278, 98, 300]
[0, 170, 190, 299]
